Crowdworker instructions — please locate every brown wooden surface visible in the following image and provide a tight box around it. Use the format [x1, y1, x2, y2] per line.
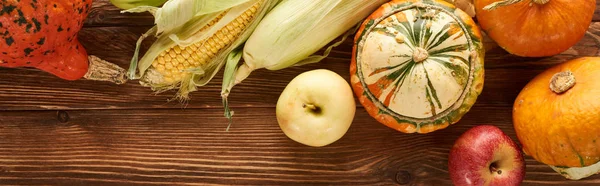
[1, 1, 600, 185]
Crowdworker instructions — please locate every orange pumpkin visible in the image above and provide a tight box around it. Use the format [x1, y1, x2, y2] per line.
[513, 57, 600, 180]
[474, 0, 596, 57]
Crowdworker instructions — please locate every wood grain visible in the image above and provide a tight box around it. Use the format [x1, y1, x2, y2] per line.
[0, 107, 598, 185]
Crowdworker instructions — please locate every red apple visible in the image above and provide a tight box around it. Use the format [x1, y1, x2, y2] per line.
[448, 125, 525, 186]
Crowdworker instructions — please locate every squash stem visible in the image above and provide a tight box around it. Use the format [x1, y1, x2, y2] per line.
[413, 47, 429, 63]
[549, 71, 575, 94]
[83, 55, 128, 84]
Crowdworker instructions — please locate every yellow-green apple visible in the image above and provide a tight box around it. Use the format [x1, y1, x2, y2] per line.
[276, 69, 356, 147]
[448, 125, 525, 186]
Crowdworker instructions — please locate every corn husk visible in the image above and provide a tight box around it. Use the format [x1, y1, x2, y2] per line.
[221, 0, 389, 125]
[109, 0, 168, 10]
[125, 0, 281, 99]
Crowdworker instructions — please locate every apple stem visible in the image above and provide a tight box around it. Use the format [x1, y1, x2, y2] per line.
[303, 103, 317, 110]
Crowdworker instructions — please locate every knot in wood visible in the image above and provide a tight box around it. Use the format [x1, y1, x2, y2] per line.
[413, 47, 429, 63]
[549, 71, 575, 94]
[56, 111, 70, 123]
[395, 170, 412, 185]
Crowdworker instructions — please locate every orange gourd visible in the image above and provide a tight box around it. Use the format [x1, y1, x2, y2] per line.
[513, 57, 600, 180]
[350, 0, 485, 134]
[474, 0, 596, 57]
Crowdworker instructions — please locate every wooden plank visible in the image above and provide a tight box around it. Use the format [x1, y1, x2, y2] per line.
[1, 1, 599, 185]
[1, 23, 600, 111]
[0, 107, 598, 185]
[0, 62, 542, 110]
[596, 1, 600, 21]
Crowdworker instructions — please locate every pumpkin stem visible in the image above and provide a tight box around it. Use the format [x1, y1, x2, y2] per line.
[532, 0, 550, 4]
[83, 55, 128, 84]
[549, 71, 575, 94]
[483, 0, 521, 10]
[413, 47, 429, 63]
[483, 0, 549, 10]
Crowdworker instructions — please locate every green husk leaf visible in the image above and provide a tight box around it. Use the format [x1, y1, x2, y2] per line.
[110, 0, 167, 10]
[127, 26, 157, 79]
[124, 0, 254, 34]
[122, 6, 159, 15]
[221, 48, 244, 131]
[292, 23, 359, 67]
[190, 0, 282, 87]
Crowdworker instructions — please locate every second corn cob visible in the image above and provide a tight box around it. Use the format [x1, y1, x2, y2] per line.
[221, 0, 390, 122]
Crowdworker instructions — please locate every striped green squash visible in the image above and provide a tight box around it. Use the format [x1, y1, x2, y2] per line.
[350, 0, 485, 134]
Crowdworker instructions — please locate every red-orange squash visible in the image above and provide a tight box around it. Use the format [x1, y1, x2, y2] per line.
[0, 0, 92, 80]
[513, 57, 600, 180]
[0, 0, 125, 83]
[475, 0, 596, 57]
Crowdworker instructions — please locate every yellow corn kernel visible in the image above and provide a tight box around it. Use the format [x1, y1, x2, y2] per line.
[173, 46, 182, 54]
[155, 64, 165, 71]
[165, 63, 174, 70]
[181, 50, 191, 59]
[169, 51, 178, 59]
[157, 56, 166, 64]
[176, 55, 186, 64]
[163, 54, 172, 62]
[190, 53, 201, 62]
